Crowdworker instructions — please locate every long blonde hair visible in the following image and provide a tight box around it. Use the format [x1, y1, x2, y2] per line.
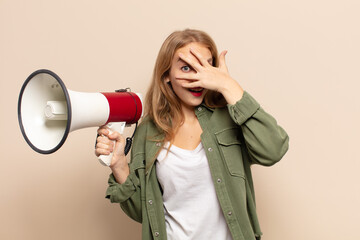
[144, 29, 226, 142]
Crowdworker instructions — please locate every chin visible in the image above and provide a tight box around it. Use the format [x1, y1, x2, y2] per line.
[187, 98, 205, 108]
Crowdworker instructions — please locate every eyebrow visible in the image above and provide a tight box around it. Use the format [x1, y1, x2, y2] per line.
[177, 58, 185, 63]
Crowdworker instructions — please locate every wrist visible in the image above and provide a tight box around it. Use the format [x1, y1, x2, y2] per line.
[220, 78, 244, 105]
[111, 164, 130, 184]
[110, 157, 129, 172]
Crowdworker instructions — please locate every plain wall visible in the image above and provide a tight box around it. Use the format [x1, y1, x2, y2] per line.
[1, 0, 359, 239]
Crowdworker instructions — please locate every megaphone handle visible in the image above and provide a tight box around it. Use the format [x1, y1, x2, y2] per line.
[98, 122, 126, 166]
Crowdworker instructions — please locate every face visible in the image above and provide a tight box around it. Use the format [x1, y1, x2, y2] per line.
[166, 42, 213, 110]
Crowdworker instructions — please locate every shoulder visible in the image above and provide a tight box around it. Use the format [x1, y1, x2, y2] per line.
[131, 116, 164, 164]
[133, 116, 151, 144]
[135, 116, 158, 136]
[133, 116, 163, 145]
[130, 117, 153, 160]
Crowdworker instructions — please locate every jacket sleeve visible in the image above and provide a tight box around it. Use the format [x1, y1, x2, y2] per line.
[105, 125, 147, 223]
[227, 91, 289, 166]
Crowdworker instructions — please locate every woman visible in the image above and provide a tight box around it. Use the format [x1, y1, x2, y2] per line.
[95, 29, 289, 240]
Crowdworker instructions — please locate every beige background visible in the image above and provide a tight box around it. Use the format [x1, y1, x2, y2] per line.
[1, 0, 359, 239]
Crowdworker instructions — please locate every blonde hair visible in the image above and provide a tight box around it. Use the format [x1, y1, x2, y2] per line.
[144, 29, 226, 142]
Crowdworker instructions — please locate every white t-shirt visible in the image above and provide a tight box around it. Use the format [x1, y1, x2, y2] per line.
[156, 142, 232, 240]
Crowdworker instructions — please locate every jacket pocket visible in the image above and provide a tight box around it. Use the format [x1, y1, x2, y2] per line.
[215, 128, 245, 178]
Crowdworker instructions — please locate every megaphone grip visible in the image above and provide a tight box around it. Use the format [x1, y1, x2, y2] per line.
[98, 122, 126, 167]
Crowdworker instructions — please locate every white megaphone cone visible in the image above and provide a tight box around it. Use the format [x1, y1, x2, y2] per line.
[18, 69, 143, 166]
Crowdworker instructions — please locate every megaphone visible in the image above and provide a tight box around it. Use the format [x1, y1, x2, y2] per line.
[18, 69, 143, 166]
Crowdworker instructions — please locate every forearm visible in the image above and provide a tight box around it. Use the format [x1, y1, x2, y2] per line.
[241, 107, 289, 165]
[106, 171, 142, 222]
[227, 91, 289, 165]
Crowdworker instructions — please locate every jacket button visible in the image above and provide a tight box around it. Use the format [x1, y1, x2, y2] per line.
[148, 200, 153, 205]
[208, 147, 213, 152]
[198, 107, 202, 111]
[156, 142, 161, 147]
[217, 178, 221, 183]
[228, 211, 232, 216]
[155, 232, 160, 237]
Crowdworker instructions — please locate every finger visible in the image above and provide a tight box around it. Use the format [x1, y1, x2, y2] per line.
[178, 53, 202, 72]
[175, 79, 200, 88]
[96, 141, 114, 151]
[175, 73, 198, 81]
[97, 135, 113, 145]
[180, 80, 202, 89]
[95, 147, 112, 157]
[218, 50, 228, 70]
[108, 131, 125, 143]
[97, 127, 110, 136]
[190, 48, 211, 67]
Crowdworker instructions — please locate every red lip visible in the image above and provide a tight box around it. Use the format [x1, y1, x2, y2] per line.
[190, 91, 203, 97]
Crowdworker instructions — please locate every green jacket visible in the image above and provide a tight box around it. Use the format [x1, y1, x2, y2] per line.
[105, 91, 289, 240]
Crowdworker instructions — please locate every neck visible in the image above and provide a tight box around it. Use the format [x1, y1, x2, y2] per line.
[181, 104, 197, 123]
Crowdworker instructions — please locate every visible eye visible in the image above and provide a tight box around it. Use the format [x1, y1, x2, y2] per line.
[181, 65, 191, 72]
[209, 59, 214, 66]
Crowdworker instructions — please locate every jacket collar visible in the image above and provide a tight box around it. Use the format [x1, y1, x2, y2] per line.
[200, 102, 215, 112]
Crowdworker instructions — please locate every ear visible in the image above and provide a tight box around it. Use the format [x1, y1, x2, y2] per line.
[164, 76, 170, 83]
